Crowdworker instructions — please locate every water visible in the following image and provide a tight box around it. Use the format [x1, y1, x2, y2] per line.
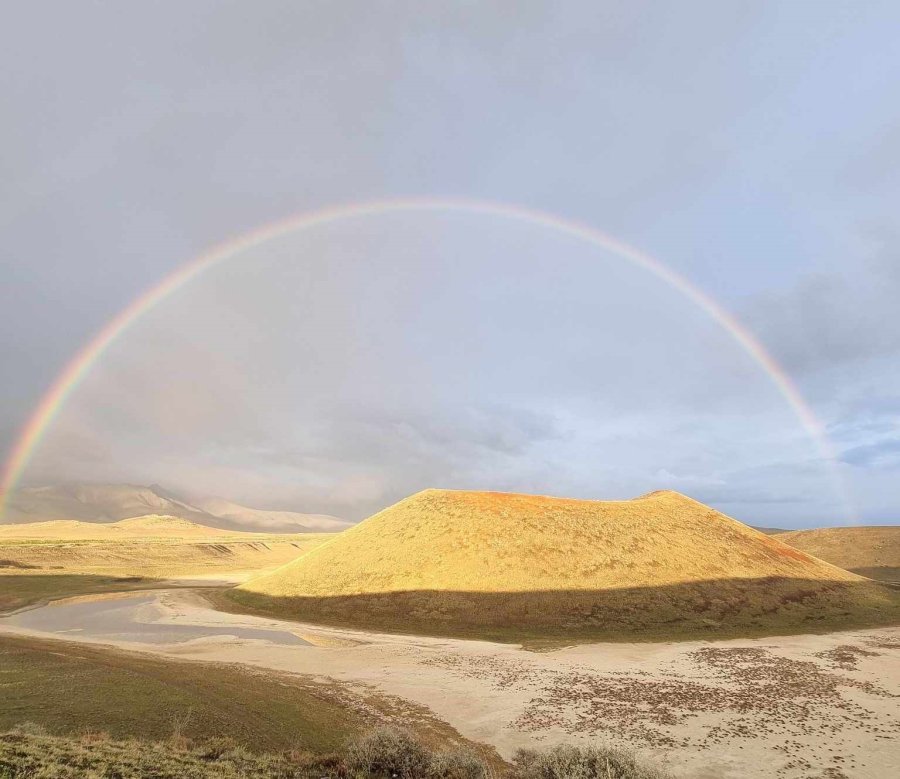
[1, 593, 309, 646]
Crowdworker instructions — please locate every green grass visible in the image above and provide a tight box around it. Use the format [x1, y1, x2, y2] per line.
[0, 634, 364, 753]
[0, 574, 160, 614]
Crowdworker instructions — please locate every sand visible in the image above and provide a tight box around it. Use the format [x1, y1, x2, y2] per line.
[1, 587, 896, 779]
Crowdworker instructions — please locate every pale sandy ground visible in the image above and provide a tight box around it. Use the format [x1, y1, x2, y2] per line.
[1, 588, 897, 779]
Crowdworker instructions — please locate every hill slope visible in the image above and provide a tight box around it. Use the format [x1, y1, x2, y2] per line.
[750, 525, 789, 534]
[0, 514, 235, 540]
[778, 526, 900, 583]
[0, 514, 335, 587]
[234, 489, 899, 641]
[2, 484, 349, 534]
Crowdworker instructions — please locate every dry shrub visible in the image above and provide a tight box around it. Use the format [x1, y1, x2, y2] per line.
[346, 727, 487, 779]
[429, 746, 488, 779]
[512, 744, 668, 779]
[345, 727, 433, 778]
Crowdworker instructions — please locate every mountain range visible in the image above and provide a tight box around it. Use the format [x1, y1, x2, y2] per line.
[1, 483, 351, 534]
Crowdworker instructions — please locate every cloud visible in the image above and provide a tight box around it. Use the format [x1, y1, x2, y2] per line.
[744, 247, 900, 376]
[841, 439, 900, 469]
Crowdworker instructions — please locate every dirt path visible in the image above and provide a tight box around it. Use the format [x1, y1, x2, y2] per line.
[0, 588, 897, 779]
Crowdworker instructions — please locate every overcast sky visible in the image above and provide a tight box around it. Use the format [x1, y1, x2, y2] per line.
[2, 2, 898, 527]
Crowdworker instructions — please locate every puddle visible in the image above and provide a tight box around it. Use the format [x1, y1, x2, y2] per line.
[0, 593, 309, 646]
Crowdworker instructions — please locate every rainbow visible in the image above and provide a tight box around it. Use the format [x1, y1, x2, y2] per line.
[0, 197, 855, 521]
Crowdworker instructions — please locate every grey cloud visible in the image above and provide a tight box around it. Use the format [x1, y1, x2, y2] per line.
[827, 394, 900, 443]
[841, 439, 900, 469]
[744, 242, 900, 375]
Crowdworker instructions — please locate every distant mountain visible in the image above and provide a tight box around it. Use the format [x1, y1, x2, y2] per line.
[2, 483, 350, 534]
[190, 496, 350, 533]
[750, 525, 789, 534]
[4, 484, 209, 524]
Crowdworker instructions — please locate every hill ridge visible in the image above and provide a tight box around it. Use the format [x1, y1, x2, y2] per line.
[0, 513, 273, 540]
[2, 483, 350, 534]
[779, 525, 900, 583]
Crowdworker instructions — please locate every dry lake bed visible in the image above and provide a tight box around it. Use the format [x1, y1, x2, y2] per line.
[2, 588, 897, 779]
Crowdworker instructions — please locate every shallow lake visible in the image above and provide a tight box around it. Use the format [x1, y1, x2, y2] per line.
[1, 593, 309, 646]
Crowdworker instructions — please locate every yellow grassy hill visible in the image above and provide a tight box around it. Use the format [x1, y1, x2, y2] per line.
[0, 514, 237, 540]
[0, 514, 335, 582]
[779, 526, 900, 583]
[233, 489, 900, 641]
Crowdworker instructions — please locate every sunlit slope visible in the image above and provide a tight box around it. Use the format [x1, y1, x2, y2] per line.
[779, 526, 900, 583]
[235, 489, 899, 640]
[243, 490, 858, 594]
[0, 515, 238, 540]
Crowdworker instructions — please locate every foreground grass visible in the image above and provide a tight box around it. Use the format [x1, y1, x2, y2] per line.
[0, 726, 667, 779]
[0, 573, 160, 614]
[0, 635, 364, 752]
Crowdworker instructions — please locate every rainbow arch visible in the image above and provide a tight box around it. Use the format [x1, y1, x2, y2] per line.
[0, 197, 854, 521]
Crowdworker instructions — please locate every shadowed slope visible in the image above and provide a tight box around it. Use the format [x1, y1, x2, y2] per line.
[779, 526, 900, 583]
[233, 490, 900, 640]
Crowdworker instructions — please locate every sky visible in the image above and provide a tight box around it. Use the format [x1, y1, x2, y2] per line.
[1, 1, 899, 527]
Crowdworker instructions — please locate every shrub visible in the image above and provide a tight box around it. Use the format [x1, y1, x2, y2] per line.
[345, 727, 433, 778]
[512, 744, 667, 779]
[429, 746, 488, 779]
[345, 728, 489, 779]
